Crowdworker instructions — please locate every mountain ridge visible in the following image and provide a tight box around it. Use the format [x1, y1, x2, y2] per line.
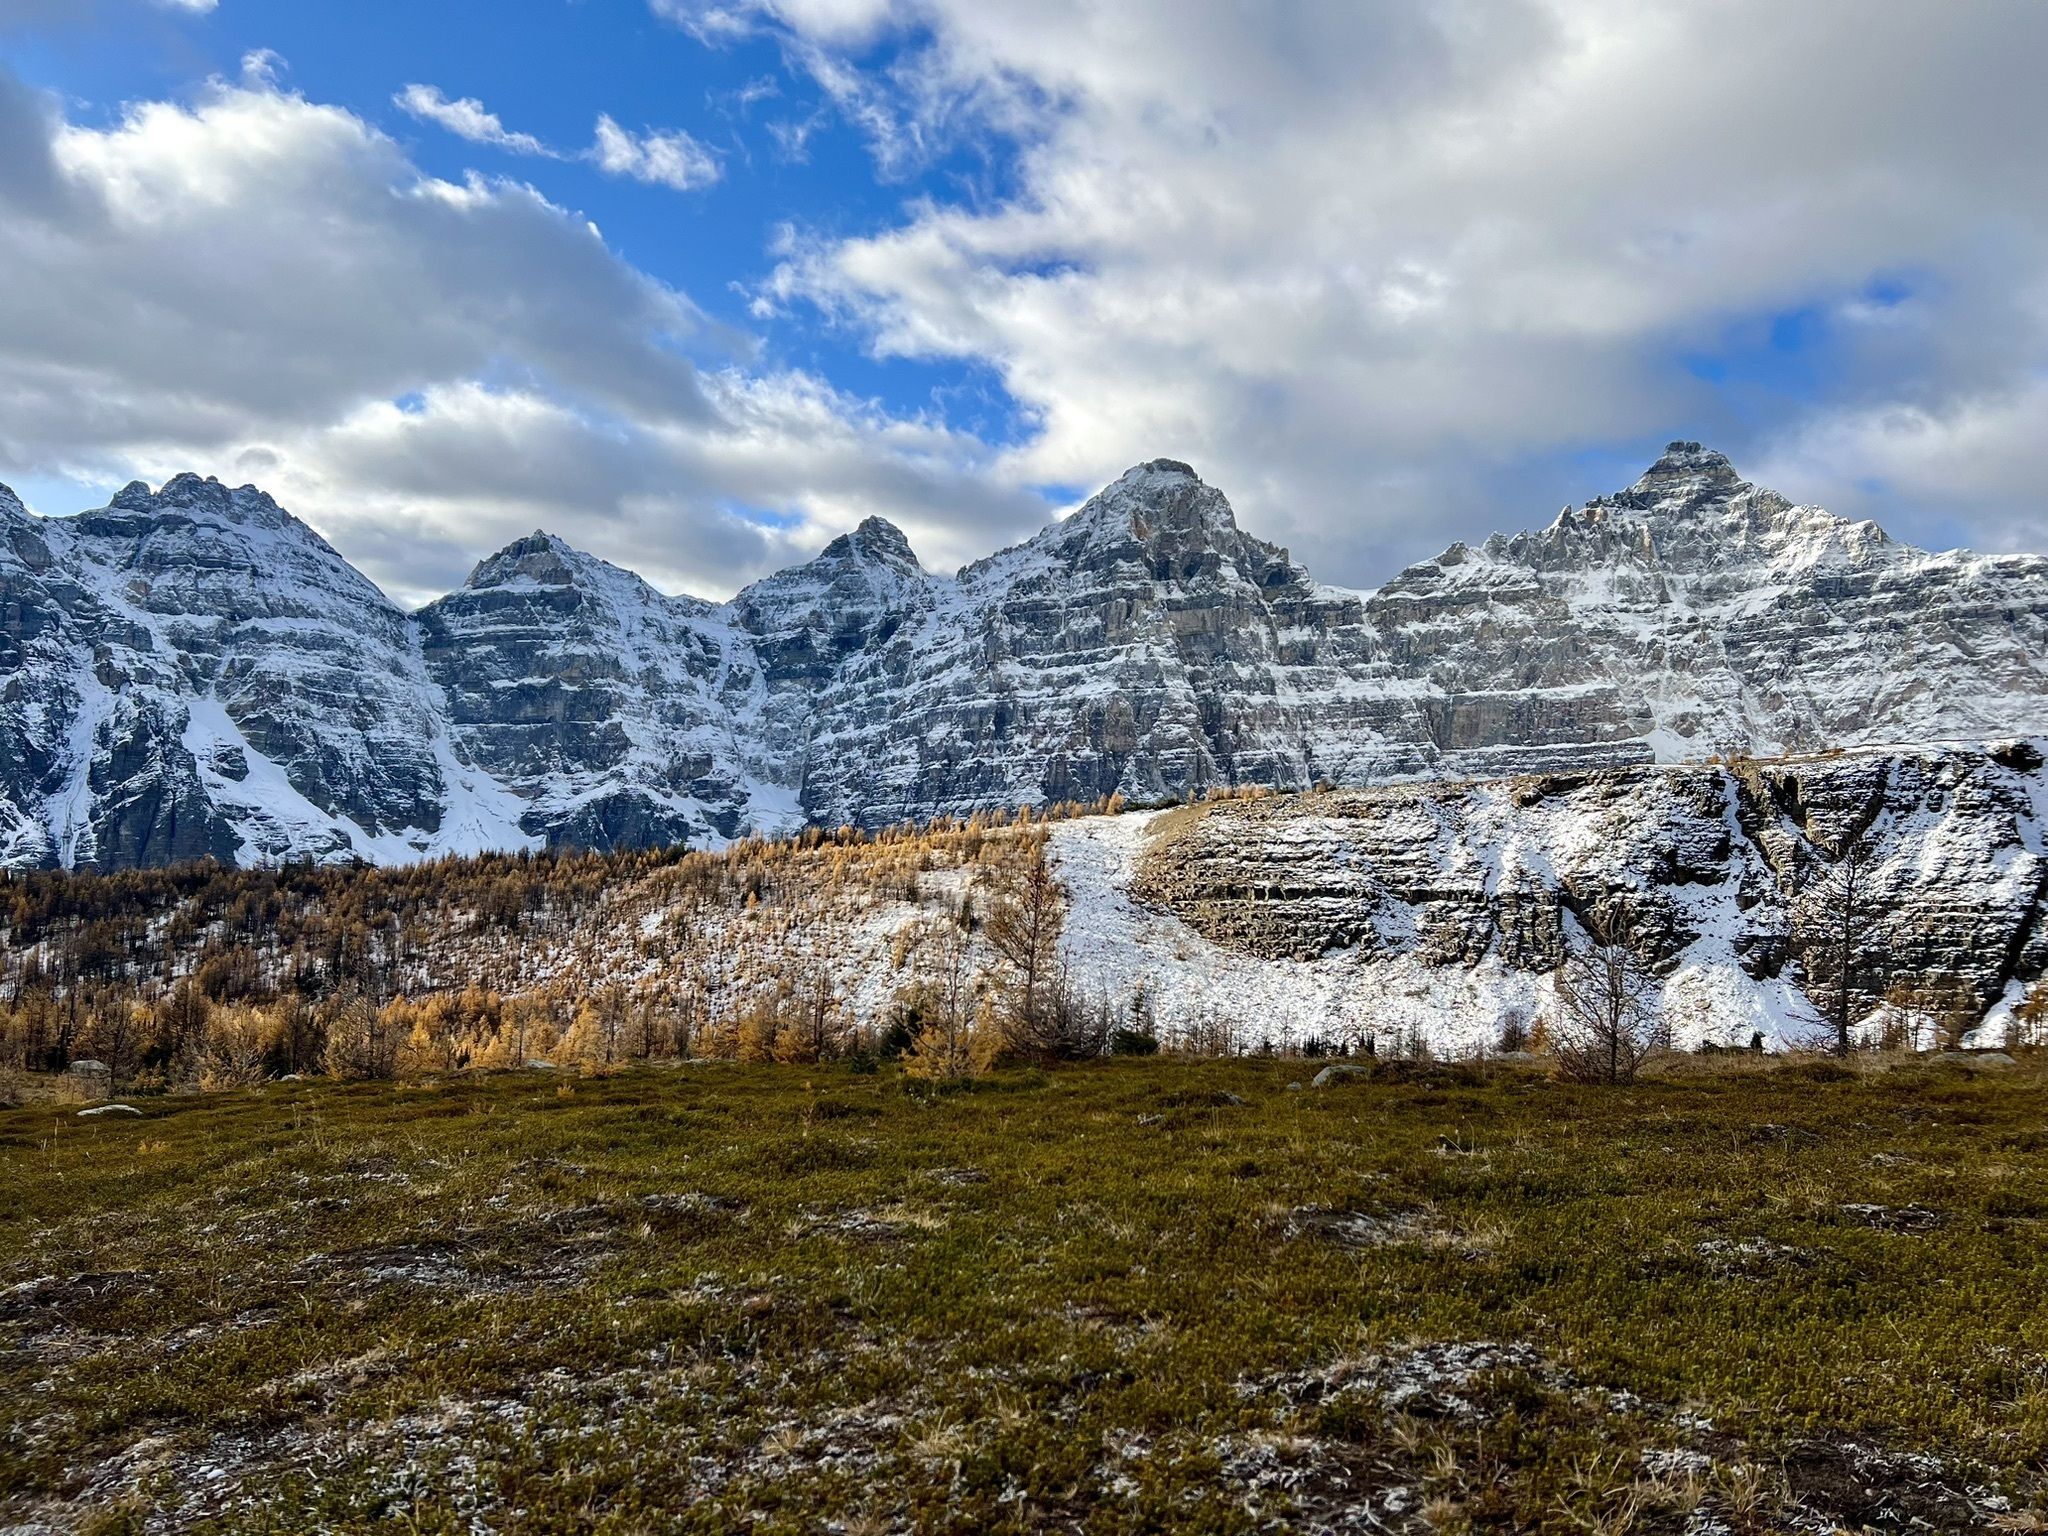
[3, 443, 2045, 869]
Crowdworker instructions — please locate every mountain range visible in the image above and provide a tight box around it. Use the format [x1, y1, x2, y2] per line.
[3, 441, 2045, 871]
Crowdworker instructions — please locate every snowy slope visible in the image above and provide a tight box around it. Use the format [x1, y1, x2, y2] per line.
[1052, 743, 2048, 1052]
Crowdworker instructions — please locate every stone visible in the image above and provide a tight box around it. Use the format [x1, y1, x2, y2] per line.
[1311, 1063, 1373, 1087]
[1932, 1050, 2018, 1068]
[63, 1059, 111, 1100]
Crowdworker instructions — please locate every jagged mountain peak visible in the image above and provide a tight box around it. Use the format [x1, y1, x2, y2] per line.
[444, 532, 722, 640]
[734, 516, 930, 663]
[103, 472, 295, 531]
[1036, 457, 1246, 564]
[1467, 442, 1897, 578]
[1560, 442, 1758, 528]
[465, 529, 640, 595]
[817, 515, 923, 577]
[0, 481, 55, 575]
[465, 529, 575, 583]
[54, 474, 396, 627]
[1623, 440, 1745, 501]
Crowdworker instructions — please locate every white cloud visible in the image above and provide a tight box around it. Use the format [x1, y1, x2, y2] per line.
[592, 114, 721, 191]
[394, 83, 552, 157]
[154, 0, 217, 11]
[0, 67, 1038, 605]
[657, 0, 896, 47]
[714, 0, 2048, 571]
[1756, 384, 2048, 555]
[396, 86, 724, 196]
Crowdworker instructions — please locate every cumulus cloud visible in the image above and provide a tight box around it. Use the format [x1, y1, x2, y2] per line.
[394, 84, 552, 156]
[591, 114, 722, 190]
[0, 66, 1036, 605]
[686, 0, 2048, 570]
[1755, 383, 2048, 557]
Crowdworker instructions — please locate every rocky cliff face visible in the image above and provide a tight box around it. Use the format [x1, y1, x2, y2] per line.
[0, 475, 510, 871]
[416, 533, 787, 851]
[1083, 742, 2048, 1048]
[2, 445, 2045, 870]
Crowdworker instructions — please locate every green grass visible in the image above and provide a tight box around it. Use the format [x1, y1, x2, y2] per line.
[5, 1057, 2047, 1532]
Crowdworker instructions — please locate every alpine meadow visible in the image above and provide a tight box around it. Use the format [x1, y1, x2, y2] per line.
[5, 3, 2048, 1533]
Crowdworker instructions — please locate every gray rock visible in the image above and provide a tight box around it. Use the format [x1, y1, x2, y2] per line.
[1932, 1049, 2018, 1068]
[76, 1103, 141, 1117]
[1133, 745, 2048, 1036]
[1311, 1063, 1374, 1087]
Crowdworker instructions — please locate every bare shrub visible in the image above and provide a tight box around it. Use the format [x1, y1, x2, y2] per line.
[2013, 979, 2048, 1052]
[982, 833, 1081, 1060]
[1548, 903, 1663, 1084]
[320, 990, 398, 1080]
[1790, 826, 1884, 1055]
[898, 916, 982, 1081]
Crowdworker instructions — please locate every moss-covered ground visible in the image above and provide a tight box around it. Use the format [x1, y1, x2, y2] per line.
[4, 1055, 2047, 1533]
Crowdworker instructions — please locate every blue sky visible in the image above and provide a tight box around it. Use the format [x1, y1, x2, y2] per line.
[1, 0, 2044, 604]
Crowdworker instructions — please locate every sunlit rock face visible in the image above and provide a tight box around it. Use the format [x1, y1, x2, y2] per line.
[3, 443, 2045, 868]
[1123, 743, 2048, 1039]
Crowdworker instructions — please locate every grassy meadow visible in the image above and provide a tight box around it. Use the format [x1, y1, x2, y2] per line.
[4, 1055, 2047, 1533]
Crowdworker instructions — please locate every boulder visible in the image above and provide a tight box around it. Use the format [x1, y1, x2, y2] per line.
[63, 1059, 111, 1100]
[1311, 1063, 1373, 1087]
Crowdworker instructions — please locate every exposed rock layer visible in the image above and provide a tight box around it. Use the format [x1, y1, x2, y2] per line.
[3, 444, 2046, 870]
[1128, 744, 2048, 1033]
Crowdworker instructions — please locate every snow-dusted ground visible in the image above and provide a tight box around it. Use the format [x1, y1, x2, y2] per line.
[1051, 811, 1546, 1055]
[1051, 809, 1907, 1056]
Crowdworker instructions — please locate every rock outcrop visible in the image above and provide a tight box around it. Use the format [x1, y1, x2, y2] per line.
[1125, 744, 2048, 1040]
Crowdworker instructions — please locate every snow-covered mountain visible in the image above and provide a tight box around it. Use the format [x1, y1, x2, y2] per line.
[1369, 441, 2048, 766]
[2, 443, 2045, 870]
[416, 532, 789, 852]
[0, 474, 523, 870]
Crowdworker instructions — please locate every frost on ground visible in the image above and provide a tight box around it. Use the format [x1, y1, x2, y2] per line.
[7, 1061, 2048, 1533]
[1054, 809, 1548, 1054]
[8, 1331, 2025, 1536]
